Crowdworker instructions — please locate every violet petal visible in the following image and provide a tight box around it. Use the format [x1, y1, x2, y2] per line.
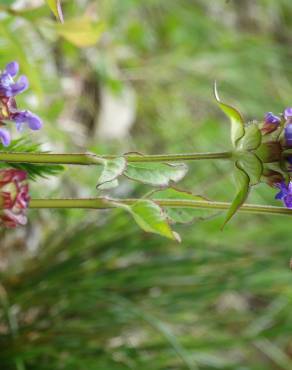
[0, 128, 11, 147]
[5, 61, 19, 77]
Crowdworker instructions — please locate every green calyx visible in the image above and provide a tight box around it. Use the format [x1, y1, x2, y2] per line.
[255, 141, 282, 163]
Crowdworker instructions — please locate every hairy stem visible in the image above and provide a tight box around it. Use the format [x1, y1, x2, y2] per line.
[0, 151, 232, 165]
[29, 198, 292, 216]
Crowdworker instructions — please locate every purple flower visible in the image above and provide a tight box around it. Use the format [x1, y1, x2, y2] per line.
[5, 62, 19, 77]
[11, 110, 42, 131]
[285, 123, 292, 146]
[284, 107, 292, 122]
[265, 112, 281, 125]
[0, 61, 43, 141]
[262, 112, 281, 134]
[275, 181, 292, 208]
[0, 128, 11, 147]
[0, 61, 29, 98]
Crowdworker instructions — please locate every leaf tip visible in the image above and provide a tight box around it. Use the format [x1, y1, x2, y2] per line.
[213, 80, 220, 102]
[173, 231, 182, 243]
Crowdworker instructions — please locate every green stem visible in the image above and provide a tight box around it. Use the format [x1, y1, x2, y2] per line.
[121, 151, 232, 162]
[0, 151, 232, 165]
[0, 152, 103, 165]
[29, 198, 292, 216]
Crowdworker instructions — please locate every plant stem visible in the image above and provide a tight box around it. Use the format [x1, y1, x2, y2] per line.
[121, 152, 232, 162]
[0, 151, 232, 165]
[0, 152, 103, 165]
[29, 198, 292, 216]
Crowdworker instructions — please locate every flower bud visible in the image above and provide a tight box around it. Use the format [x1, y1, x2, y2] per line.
[0, 169, 30, 228]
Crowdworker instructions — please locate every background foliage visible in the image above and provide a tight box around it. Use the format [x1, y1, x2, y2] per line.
[1, 0, 292, 369]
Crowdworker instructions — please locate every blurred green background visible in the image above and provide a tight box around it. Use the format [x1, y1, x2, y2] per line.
[1, 1, 292, 369]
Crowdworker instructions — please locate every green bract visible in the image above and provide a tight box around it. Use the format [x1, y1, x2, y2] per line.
[222, 164, 250, 228]
[214, 82, 245, 147]
[46, 0, 63, 22]
[238, 124, 262, 151]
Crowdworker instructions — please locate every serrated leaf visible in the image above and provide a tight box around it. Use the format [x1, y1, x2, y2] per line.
[214, 82, 245, 147]
[125, 162, 188, 187]
[119, 199, 180, 241]
[238, 123, 262, 151]
[46, 0, 64, 23]
[97, 157, 127, 190]
[57, 17, 105, 47]
[222, 164, 250, 228]
[237, 152, 263, 186]
[150, 187, 220, 224]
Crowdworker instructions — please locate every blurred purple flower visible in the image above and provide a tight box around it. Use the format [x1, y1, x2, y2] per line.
[0, 61, 43, 144]
[284, 107, 292, 122]
[0, 128, 11, 146]
[285, 123, 292, 146]
[5, 61, 19, 77]
[275, 181, 292, 208]
[265, 112, 280, 125]
[262, 112, 281, 134]
[0, 61, 29, 98]
[11, 110, 42, 131]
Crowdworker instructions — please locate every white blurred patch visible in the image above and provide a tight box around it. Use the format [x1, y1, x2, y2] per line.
[216, 291, 249, 313]
[97, 84, 136, 140]
[13, 0, 43, 9]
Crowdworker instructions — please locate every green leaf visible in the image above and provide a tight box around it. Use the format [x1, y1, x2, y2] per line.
[96, 157, 127, 190]
[0, 138, 64, 181]
[222, 164, 250, 228]
[238, 123, 262, 151]
[46, 0, 64, 23]
[119, 199, 180, 241]
[150, 187, 220, 224]
[125, 162, 188, 187]
[237, 152, 263, 186]
[214, 82, 245, 147]
[57, 17, 105, 47]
